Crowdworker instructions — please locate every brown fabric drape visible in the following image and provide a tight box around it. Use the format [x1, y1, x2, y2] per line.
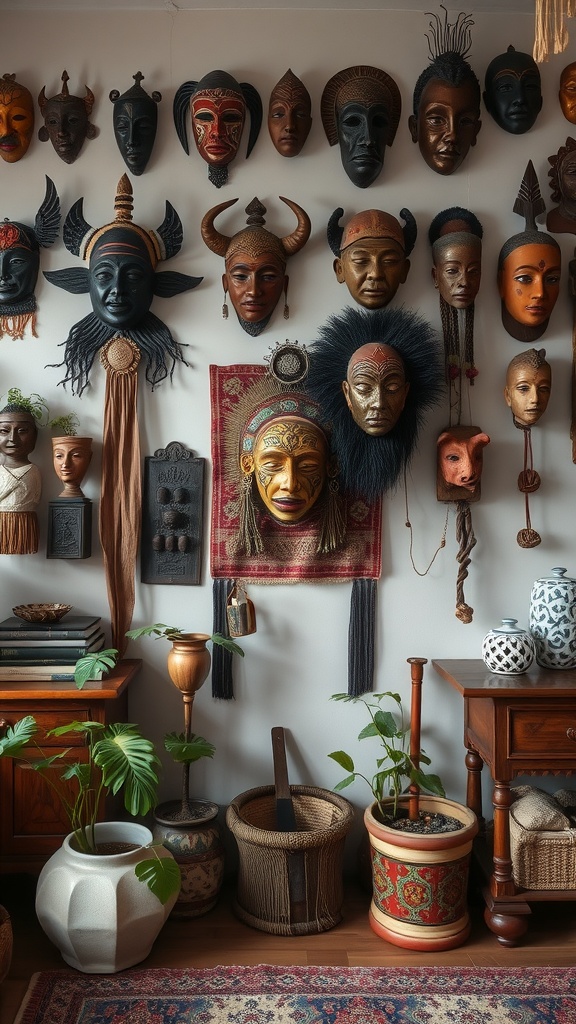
[99, 338, 141, 657]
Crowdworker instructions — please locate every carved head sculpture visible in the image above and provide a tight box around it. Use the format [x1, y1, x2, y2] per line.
[43, 174, 202, 395]
[201, 196, 310, 336]
[109, 72, 161, 176]
[504, 348, 551, 429]
[437, 424, 490, 501]
[560, 61, 576, 123]
[52, 435, 93, 498]
[38, 71, 98, 164]
[498, 162, 561, 342]
[0, 177, 60, 340]
[306, 306, 443, 501]
[0, 403, 38, 466]
[327, 207, 416, 309]
[321, 65, 401, 188]
[547, 136, 576, 234]
[429, 206, 483, 309]
[484, 45, 542, 135]
[0, 73, 34, 163]
[268, 69, 312, 157]
[173, 70, 262, 188]
[409, 9, 481, 176]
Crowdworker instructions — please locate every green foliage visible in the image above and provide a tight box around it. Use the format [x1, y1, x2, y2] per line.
[74, 648, 119, 689]
[2, 388, 49, 424]
[125, 624, 244, 657]
[328, 691, 445, 820]
[135, 848, 182, 903]
[0, 717, 178, 904]
[48, 413, 80, 436]
[164, 731, 216, 764]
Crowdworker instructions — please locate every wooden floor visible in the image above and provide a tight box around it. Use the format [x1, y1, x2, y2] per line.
[1, 872, 575, 1024]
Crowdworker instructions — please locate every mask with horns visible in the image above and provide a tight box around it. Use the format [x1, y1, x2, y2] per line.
[38, 70, 98, 164]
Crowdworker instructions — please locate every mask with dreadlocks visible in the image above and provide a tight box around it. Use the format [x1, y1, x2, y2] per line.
[409, 8, 481, 175]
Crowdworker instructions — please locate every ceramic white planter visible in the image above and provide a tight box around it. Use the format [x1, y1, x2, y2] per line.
[35, 821, 178, 974]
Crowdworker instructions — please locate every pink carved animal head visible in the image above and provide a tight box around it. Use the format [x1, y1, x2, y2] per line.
[437, 428, 490, 493]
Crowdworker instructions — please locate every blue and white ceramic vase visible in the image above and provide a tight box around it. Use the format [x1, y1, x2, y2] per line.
[481, 618, 535, 674]
[529, 567, 576, 669]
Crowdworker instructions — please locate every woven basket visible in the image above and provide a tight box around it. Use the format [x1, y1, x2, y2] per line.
[509, 812, 576, 890]
[226, 784, 354, 935]
[0, 905, 12, 985]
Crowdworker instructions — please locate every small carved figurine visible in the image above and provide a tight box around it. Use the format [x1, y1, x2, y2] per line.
[0, 73, 34, 163]
[38, 71, 98, 164]
[483, 45, 542, 134]
[268, 69, 312, 157]
[109, 72, 162, 176]
[409, 9, 481, 176]
[201, 196, 310, 336]
[327, 207, 416, 309]
[321, 65, 401, 188]
[173, 70, 262, 188]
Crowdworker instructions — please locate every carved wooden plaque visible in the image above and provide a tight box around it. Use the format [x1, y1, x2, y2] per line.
[141, 441, 205, 585]
[47, 499, 92, 559]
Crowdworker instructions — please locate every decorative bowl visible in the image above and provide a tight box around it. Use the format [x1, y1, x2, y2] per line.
[12, 603, 72, 623]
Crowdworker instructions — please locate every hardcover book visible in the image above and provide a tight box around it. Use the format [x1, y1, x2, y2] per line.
[0, 615, 101, 640]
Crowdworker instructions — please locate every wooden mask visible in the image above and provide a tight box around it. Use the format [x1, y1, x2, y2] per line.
[559, 61, 576, 124]
[504, 348, 551, 430]
[437, 424, 489, 503]
[327, 207, 416, 309]
[109, 72, 161, 176]
[547, 137, 576, 235]
[38, 71, 98, 164]
[483, 45, 542, 135]
[173, 70, 262, 188]
[268, 69, 312, 157]
[0, 73, 34, 163]
[321, 65, 401, 188]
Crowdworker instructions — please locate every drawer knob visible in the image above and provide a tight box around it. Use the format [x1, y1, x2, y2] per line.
[567, 728, 576, 742]
[0, 717, 10, 737]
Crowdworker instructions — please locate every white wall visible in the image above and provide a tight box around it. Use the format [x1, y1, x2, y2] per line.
[3, 8, 576, 850]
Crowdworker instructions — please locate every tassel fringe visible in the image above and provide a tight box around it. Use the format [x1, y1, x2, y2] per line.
[348, 578, 376, 696]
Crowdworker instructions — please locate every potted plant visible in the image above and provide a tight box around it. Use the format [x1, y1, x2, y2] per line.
[0, 714, 180, 973]
[329, 657, 478, 951]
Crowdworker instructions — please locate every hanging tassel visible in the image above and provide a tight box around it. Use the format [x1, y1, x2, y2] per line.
[348, 578, 376, 696]
[212, 577, 235, 699]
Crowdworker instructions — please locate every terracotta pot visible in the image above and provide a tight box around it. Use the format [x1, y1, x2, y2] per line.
[51, 435, 93, 498]
[166, 633, 211, 696]
[365, 795, 478, 951]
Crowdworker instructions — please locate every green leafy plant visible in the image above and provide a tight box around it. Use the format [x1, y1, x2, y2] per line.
[2, 388, 49, 424]
[74, 648, 119, 689]
[48, 412, 80, 436]
[125, 623, 244, 658]
[0, 715, 180, 905]
[328, 691, 445, 821]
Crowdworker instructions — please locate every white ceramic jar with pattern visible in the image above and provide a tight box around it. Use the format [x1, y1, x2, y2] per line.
[529, 567, 576, 669]
[482, 618, 535, 674]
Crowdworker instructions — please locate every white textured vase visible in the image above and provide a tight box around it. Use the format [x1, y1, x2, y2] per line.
[35, 822, 178, 974]
[482, 618, 535, 675]
[529, 567, 576, 669]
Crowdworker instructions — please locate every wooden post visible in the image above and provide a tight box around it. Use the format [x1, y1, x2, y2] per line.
[407, 657, 427, 821]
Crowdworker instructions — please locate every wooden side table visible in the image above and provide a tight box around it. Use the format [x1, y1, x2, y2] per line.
[0, 659, 141, 873]
[433, 658, 576, 946]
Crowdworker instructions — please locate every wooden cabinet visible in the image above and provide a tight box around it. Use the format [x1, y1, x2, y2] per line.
[0, 659, 141, 872]
[433, 658, 576, 947]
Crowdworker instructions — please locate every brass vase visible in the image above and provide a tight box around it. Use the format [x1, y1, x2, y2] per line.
[165, 633, 212, 824]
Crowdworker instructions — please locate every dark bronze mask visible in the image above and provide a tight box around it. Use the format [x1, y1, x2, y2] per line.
[38, 70, 98, 164]
[483, 45, 542, 135]
[109, 72, 161, 176]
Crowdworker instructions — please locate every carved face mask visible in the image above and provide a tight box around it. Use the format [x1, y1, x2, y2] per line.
[0, 224, 39, 307]
[409, 77, 481, 175]
[52, 436, 93, 496]
[437, 425, 490, 500]
[504, 349, 551, 428]
[342, 342, 410, 436]
[38, 71, 98, 164]
[560, 61, 576, 123]
[321, 66, 401, 188]
[0, 73, 34, 163]
[498, 242, 561, 336]
[0, 408, 38, 466]
[484, 45, 542, 134]
[241, 414, 328, 524]
[268, 69, 312, 157]
[328, 208, 416, 310]
[432, 231, 481, 308]
[110, 73, 161, 176]
[88, 229, 156, 330]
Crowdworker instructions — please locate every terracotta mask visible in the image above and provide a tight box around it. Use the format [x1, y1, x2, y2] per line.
[437, 425, 490, 502]
[268, 69, 312, 157]
[321, 65, 401, 188]
[504, 348, 551, 429]
[52, 435, 93, 498]
[38, 71, 98, 164]
[201, 196, 310, 336]
[240, 414, 329, 524]
[174, 70, 262, 188]
[498, 161, 561, 342]
[342, 342, 410, 436]
[483, 45, 542, 135]
[0, 73, 34, 163]
[328, 207, 416, 309]
[547, 138, 576, 235]
[409, 10, 481, 176]
[559, 61, 576, 124]
[109, 72, 161, 176]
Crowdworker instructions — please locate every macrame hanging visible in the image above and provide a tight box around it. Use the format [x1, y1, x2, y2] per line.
[534, 0, 576, 62]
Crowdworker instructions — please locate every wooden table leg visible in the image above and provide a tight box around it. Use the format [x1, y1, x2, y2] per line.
[465, 746, 484, 827]
[482, 778, 530, 946]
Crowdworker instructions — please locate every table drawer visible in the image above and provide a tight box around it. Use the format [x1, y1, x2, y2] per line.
[509, 706, 576, 760]
[0, 708, 91, 746]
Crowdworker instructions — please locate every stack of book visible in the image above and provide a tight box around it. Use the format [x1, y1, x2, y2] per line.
[0, 615, 104, 681]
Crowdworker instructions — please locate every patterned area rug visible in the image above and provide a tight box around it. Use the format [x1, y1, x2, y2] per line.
[14, 964, 576, 1024]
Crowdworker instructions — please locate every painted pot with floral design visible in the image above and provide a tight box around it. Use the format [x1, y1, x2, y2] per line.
[365, 795, 478, 951]
[153, 798, 225, 918]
